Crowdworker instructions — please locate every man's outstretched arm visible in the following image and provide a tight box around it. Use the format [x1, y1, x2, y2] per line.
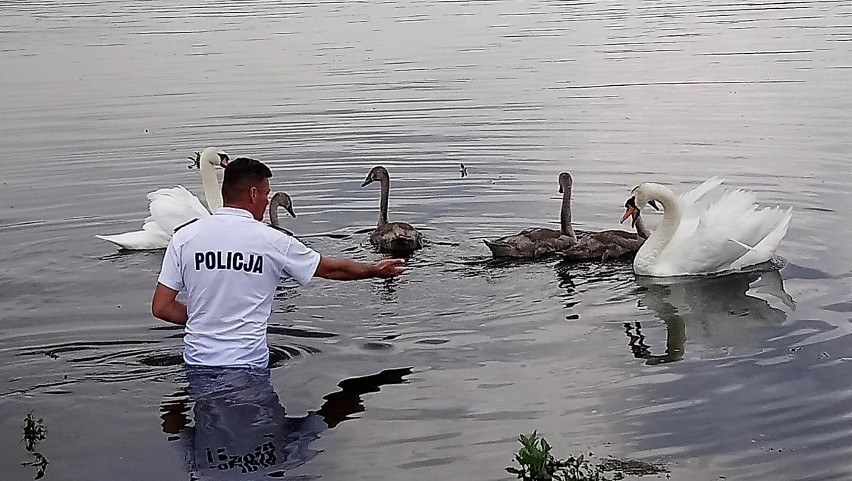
[314, 257, 405, 281]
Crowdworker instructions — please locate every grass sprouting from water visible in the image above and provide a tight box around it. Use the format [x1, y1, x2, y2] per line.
[506, 431, 602, 481]
[506, 431, 669, 481]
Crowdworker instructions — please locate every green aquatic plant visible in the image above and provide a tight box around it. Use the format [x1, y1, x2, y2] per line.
[505, 431, 670, 481]
[506, 431, 602, 481]
[23, 411, 47, 451]
[22, 411, 49, 480]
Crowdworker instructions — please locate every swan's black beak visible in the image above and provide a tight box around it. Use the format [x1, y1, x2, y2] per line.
[285, 205, 296, 218]
[558, 185, 563, 194]
[361, 176, 374, 187]
[648, 199, 660, 211]
[621, 197, 638, 226]
[218, 153, 230, 168]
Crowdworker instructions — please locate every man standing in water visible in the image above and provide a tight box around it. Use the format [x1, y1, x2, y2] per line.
[151, 157, 405, 368]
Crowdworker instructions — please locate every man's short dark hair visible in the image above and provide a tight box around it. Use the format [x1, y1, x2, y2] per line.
[221, 157, 273, 201]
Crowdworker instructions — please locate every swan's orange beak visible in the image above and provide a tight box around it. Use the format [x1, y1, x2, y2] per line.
[621, 205, 637, 227]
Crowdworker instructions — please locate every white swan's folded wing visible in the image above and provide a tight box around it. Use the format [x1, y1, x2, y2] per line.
[730, 206, 792, 270]
[662, 186, 790, 275]
[95, 220, 171, 250]
[147, 185, 211, 235]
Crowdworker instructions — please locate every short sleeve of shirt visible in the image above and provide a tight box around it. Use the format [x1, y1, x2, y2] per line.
[157, 240, 184, 291]
[281, 237, 321, 286]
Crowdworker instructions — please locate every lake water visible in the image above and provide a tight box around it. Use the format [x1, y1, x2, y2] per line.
[1, 0, 851, 480]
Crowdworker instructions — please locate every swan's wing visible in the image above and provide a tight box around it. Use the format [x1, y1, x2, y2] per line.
[730, 206, 792, 270]
[674, 188, 748, 272]
[703, 189, 791, 257]
[95, 220, 171, 250]
[149, 185, 210, 217]
[561, 231, 644, 261]
[658, 186, 791, 274]
[484, 228, 572, 258]
[680, 176, 726, 211]
[96, 186, 210, 250]
[147, 185, 211, 235]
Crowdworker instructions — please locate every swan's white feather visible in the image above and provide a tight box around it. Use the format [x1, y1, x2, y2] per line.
[679, 176, 725, 206]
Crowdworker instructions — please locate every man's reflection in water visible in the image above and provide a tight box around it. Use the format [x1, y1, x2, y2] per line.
[160, 366, 411, 480]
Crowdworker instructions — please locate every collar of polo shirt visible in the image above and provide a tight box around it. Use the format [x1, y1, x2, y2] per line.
[215, 207, 253, 218]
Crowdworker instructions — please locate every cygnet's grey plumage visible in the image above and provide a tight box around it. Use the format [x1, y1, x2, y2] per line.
[361, 166, 423, 254]
[484, 172, 577, 259]
[485, 172, 649, 260]
[559, 180, 649, 262]
[268, 191, 296, 235]
[560, 214, 649, 262]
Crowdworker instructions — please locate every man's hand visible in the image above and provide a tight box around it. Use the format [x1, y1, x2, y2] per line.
[373, 258, 406, 278]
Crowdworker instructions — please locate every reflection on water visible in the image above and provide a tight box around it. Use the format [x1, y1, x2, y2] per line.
[624, 320, 683, 365]
[160, 367, 411, 479]
[318, 367, 412, 428]
[628, 268, 795, 365]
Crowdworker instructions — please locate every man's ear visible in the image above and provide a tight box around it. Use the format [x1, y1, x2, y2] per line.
[249, 186, 258, 202]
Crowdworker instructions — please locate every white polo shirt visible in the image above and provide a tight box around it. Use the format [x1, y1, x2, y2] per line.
[157, 207, 321, 368]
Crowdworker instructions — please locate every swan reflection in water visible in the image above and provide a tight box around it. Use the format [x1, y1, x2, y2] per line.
[626, 266, 796, 365]
[160, 366, 411, 480]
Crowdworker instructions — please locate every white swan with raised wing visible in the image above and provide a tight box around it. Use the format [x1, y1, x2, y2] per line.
[96, 147, 229, 250]
[621, 177, 792, 277]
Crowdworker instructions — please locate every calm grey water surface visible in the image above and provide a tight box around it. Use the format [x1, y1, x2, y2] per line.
[1, 1, 851, 480]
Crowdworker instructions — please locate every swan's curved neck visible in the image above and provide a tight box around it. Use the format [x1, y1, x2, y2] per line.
[269, 203, 280, 227]
[378, 177, 389, 227]
[637, 183, 681, 262]
[560, 185, 576, 239]
[200, 160, 223, 212]
[634, 214, 651, 239]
